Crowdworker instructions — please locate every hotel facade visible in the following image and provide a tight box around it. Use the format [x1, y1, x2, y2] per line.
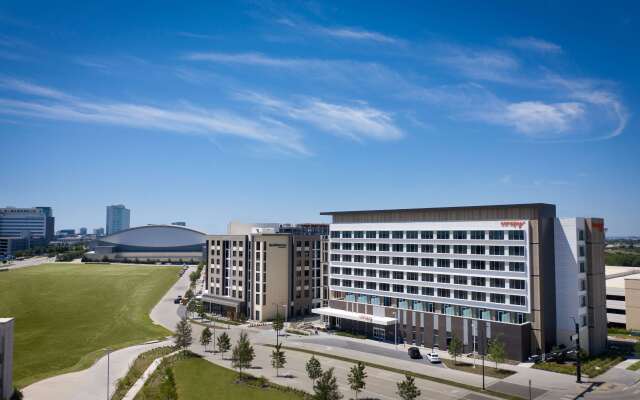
[313, 204, 607, 361]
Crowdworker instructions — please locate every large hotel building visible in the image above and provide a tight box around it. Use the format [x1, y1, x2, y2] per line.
[313, 204, 607, 361]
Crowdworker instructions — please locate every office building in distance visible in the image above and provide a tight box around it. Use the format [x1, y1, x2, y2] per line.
[202, 223, 328, 321]
[106, 204, 130, 235]
[313, 204, 606, 361]
[0, 206, 55, 256]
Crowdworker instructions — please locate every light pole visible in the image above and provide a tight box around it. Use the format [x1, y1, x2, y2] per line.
[571, 317, 582, 383]
[105, 347, 112, 400]
[481, 353, 486, 390]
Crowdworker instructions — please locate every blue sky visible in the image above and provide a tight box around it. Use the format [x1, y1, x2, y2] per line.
[0, 1, 638, 235]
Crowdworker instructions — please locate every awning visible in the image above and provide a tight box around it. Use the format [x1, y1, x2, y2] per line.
[312, 307, 397, 326]
[202, 294, 243, 308]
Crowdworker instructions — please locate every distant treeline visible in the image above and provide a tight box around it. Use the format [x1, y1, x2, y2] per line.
[606, 251, 640, 267]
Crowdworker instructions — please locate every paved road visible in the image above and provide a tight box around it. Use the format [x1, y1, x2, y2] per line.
[23, 266, 190, 400]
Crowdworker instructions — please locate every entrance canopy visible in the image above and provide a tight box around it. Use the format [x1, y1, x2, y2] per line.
[312, 307, 397, 326]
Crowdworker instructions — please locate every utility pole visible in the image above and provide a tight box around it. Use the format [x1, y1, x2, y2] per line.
[574, 320, 582, 383]
[529, 379, 532, 400]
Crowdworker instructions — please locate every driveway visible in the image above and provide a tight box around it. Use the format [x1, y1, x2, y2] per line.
[149, 266, 194, 330]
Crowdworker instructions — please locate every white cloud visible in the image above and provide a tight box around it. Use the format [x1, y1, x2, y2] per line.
[436, 45, 520, 83]
[506, 37, 562, 53]
[500, 101, 585, 135]
[0, 79, 308, 155]
[237, 91, 403, 141]
[314, 26, 399, 44]
[184, 52, 307, 68]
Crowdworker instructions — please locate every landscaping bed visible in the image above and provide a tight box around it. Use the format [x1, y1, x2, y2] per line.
[111, 346, 175, 400]
[441, 359, 515, 379]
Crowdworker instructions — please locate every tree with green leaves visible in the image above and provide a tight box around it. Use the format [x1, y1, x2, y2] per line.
[231, 331, 255, 379]
[306, 355, 323, 387]
[200, 326, 212, 352]
[184, 288, 194, 301]
[347, 362, 367, 400]
[313, 367, 342, 400]
[488, 336, 506, 369]
[173, 317, 192, 354]
[186, 299, 197, 319]
[196, 300, 205, 320]
[448, 336, 463, 365]
[271, 342, 287, 376]
[189, 270, 199, 286]
[273, 312, 284, 345]
[217, 332, 231, 359]
[396, 375, 421, 400]
[158, 360, 177, 400]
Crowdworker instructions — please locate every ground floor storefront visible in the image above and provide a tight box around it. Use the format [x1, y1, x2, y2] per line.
[202, 295, 245, 320]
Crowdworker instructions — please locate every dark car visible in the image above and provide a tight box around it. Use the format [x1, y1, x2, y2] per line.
[408, 347, 422, 359]
[174, 295, 182, 304]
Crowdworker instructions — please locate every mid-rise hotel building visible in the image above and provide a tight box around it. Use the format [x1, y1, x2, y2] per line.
[313, 204, 606, 361]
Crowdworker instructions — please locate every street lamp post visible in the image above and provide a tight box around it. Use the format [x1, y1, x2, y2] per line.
[481, 353, 486, 390]
[105, 347, 112, 400]
[571, 317, 582, 383]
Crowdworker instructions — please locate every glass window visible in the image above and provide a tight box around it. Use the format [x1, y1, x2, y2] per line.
[392, 244, 404, 252]
[490, 293, 506, 303]
[453, 259, 467, 269]
[342, 243, 352, 250]
[421, 231, 433, 239]
[392, 257, 404, 265]
[437, 245, 450, 253]
[379, 270, 390, 279]
[407, 272, 419, 280]
[422, 287, 434, 296]
[406, 244, 418, 252]
[354, 231, 364, 238]
[508, 231, 525, 241]
[406, 286, 419, 294]
[471, 245, 485, 255]
[366, 256, 377, 264]
[406, 231, 418, 239]
[366, 231, 377, 239]
[392, 231, 404, 239]
[578, 230, 585, 241]
[470, 260, 485, 270]
[379, 283, 390, 291]
[489, 278, 505, 288]
[454, 275, 467, 285]
[471, 292, 486, 301]
[453, 231, 467, 240]
[421, 244, 434, 253]
[378, 243, 389, 252]
[437, 231, 450, 240]
[454, 290, 468, 299]
[421, 273, 434, 282]
[453, 245, 467, 254]
[342, 231, 352, 238]
[509, 279, 525, 290]
[406, 257, 419, 266]
[509, 246, 526, 256]
[471, 277, 486, 286]
[437, 288, 451, 298]
[510, 295, 526, 306]
[509, 262, 525, 272]
[393, 271, 404, 279]
[489, 246, 504, 255]
[379, 256, 390, 264]
[489, 230, 504, 240]
[353, 243, 364, 251]
[437, 259, 450, 268]
[378, 231, 390, 239]
[421, 258, 434, 267]
[366, 243, 376, 251]
[437, 274, 450, 283]
[392, 284, 404, 293]
[489, 261, 505, 271]
[470, 230, 485, 240]
[366, 269, 376, 277]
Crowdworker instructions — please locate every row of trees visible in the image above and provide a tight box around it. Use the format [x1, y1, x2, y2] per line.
[447, 334, 506, 369]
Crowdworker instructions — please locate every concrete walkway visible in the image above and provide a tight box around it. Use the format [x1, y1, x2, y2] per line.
[149, 266, 194, 330]
[122, 349, 181, 400]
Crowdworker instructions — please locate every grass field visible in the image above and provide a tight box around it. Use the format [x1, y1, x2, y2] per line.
[0, 263, 180, 387]
[172, 357, 304, 400]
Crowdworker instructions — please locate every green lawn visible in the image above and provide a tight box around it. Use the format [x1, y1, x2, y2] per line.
[0, 263, 180, 387]
[172, 356, 304, 400]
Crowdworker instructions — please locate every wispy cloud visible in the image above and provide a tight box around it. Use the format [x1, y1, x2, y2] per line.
[184, 52, 307, 68]
[176, 31, 219, 40]
[506, 37, 562, 54]
[237, 91, 404, 141]
[435, 45, 520, 83]
[313, 26, 399, 44]
[0, 78, 308, 155]
[482, 101, 585, 136]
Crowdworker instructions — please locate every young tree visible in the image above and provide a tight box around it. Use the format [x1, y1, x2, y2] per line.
[189, 270, 199, 285]
[196, 300, 206, 320]
[231, 331, 255, 380]
[271, 342, 287, 377]
[217, 332, 231, 359]
[313, 367, 342, 400]
[347, 362, 367, 400]
[184, 288, 194, 301]
[396, 375, 421, 400]
[273, 312, 284, 345]
[306, 355, 323, 387]
[173, 318, 192, 354]
[200, 326, 212, 352]
[186, 299, 197, 319]
[488, 336, 506, 369]
[448, 336, 463, 365]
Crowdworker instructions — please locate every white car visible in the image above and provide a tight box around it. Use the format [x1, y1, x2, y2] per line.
[426, 353, 441, 363]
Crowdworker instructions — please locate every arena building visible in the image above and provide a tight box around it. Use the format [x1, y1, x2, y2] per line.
[85, 224, 206, 263]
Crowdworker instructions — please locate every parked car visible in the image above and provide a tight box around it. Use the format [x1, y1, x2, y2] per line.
[174, 295, 182, 304]
[408, 347, 422, 359]
[426, 352, 441, 363]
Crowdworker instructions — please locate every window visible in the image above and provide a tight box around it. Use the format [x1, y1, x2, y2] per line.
[490, 293, 506, 304]
[354, 255, 363, 263]
[378, 231, 390, 238]
[437, 288, 451, 298]
[331, 231, 340, 238]
[407, 272, 419, 281]
[354, 281, 364, 288]
[341, 254, 352, 262]
[510, 279, 525, 290]
[378, 243, 390, 252]
[366, 231, 377, 239]
[330, 267, 340, 274]
[342, 280, 352, 287]
[421, 244, 434, 253]
[392, 244, 404, 252]
[392, 284, 404, 293]
[366, 269, 377, 277]
[454, 259, 467, 269]
[379, 270, 390, 278]
[367, 282, 377, 290]
[360, 255, 375, 264]
[342, 243, 352, 251]
[509, 231, 525, 241]
[354, 231, 364, 239]
[342, 268, 352, 275]
[437, 274, 450, 283]
[471, 292, 486, 301]
[407, 286, 419, 294]
[470, 260, 486, 270]
[509, 246, 525, 256]
[470, 230, 485, 240]
[579, 246, 585, 257]
[453, 245, 467, 254]
[471, 245, 485, 255]
[421, 258, 434, 267]
[510, 295, 526, 306]
[406, 231, 418, 239]
[421, 231, 433, 239]
[579, 262, 585, 273]
[489, 246, 505, 255]
[454, 290, 468, 299]
[580, 279, 586, 291]
[331, 242, 340, 250]
[437, 259, 450, 268]
[489, 278, 505, 288]
[471, 277, 486, 286]
[354, 268, 364, 276]
[580, 314, 587, 327]
[509, 262, 525, 272]
[342, 231, 352, 238]
[379, 283, 390, 291]
[578, 230, 585, 241]
[454, 275, 467, 285]
[580, 295, 586, 307]
[393, 271, 404, 280]
[406, 244, 418, 252]
[453, 231, 467, 240]
[406, 257, 419, 266]
[489, 261, 505, 271]
[392, 231, 404, 239]
[392, 257, 404, 265]
[489, 230, 504, 240]
[379, 256, 390, 264]
[437, 245, 450, 253]
[421, 273, 434, 282]
[437, 231, 450, 240]
[422, 287, 434, 296]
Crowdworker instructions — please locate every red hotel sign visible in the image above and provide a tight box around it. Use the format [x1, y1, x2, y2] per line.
[501, 221, 526, 229]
